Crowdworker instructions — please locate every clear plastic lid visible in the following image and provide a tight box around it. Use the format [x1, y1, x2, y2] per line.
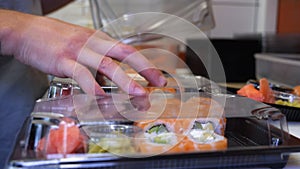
[8, 77, 298, 169]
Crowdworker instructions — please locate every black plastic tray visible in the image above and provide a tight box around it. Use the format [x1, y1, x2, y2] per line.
[8, 117, 300, 169]
[225, 86, 300, 122]
[266, 103, 300, 122]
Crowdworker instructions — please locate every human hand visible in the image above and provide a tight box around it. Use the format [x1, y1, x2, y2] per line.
[0, 10, 167, 95]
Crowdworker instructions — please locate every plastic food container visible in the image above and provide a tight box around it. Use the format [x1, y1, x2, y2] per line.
[268, 90, 300, 121]
[237, 79, 300, 121]
[255, 53, 300, 87]
[7, 88, 300, 169]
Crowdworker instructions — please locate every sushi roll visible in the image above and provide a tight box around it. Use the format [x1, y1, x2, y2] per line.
[182, 96, 226, 135]
[135, 119, 187, 154]
[182, 120, 227, 152]
[135, 96, 228, 154]
[159, 96, 226, 135]
[135, 119, 227, 154]
[136, 119, 191, 135]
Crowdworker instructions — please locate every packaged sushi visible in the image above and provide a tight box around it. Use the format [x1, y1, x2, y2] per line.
[135, 118, 227, 154]
[134, 96, 227, 154]
[154, 96, 226, 135]
[182, 120, 228, 152]
[135, 119, 187, 154]
[182, 96, 226, 135]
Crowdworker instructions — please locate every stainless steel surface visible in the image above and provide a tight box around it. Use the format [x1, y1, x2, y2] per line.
[47, 81, 82, 98]
[255, 53, 300, 87]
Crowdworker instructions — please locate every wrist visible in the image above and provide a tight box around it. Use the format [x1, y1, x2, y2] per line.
[0, 9, 36, 56]
[0, 9, 13, 55]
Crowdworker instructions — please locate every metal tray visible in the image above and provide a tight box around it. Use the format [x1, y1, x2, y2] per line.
[8, 116, 300, 169]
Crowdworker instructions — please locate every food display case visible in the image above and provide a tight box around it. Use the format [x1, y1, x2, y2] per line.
[7, 76, 300, 169]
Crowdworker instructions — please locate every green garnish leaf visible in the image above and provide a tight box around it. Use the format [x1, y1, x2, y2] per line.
[147, 124, 168, 134]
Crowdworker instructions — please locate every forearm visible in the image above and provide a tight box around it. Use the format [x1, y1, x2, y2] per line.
[0, 9, 45, 57]
[0, 9, 14, 43]
[41, 0, 74, 15]
[0, 9, 23, 56]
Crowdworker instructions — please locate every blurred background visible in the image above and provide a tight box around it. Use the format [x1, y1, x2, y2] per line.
[47, 0, 300, 86]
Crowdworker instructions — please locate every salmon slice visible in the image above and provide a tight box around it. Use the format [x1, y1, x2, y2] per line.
[159, 97, 225, 123]
[144, 87, 177, 94]
[158, 98, 182, 119]
[259, 78, 275, 103]
[182, 135, 227, 152]
[237, 84, 264, 102]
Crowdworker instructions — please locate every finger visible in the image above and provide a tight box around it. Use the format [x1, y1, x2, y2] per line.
[120, 50, 168, 87]
[139, 68, 167, 86]
[85, 35, 129, 59]
[99, 57, 147, 95]
[77, 47, 105, 71]
[130, 95, 151, 111]
[93, 30, 117, 42]
[57, 58, 105, 95]
[77, 48, 147, 95]
[85, 36, 167, 87]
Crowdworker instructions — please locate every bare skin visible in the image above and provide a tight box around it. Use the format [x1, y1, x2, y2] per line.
[0, 9, 167, 95]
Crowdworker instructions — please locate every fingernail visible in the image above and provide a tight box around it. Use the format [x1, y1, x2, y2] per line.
[159, 76, 167, 87]
[133, 86, 146, 95]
